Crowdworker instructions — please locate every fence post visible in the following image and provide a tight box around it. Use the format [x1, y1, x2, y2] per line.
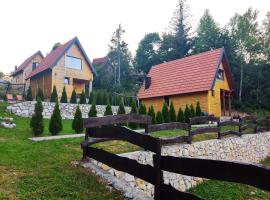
[217, 120, 221, 139]
[267, 116, 270, 132]
[239, 117, 242, 135]
[187, 122, 192, 144]
[82, 128, 90, 160]
[153, 139, 162, 200]
[254, 117, 258, 133]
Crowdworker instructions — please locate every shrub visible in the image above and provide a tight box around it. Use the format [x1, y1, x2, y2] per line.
[102, 92, 109, 105]
[60, 86, 68, 103]
[184, 105, 191, 123]
[162, 102, 170, 123]
[129, 101, 138, 129]
[70, 89, 77, 104]
[88, 91, 95, 104]
[72, 105, 84, 134]
[26, 86, 33, 101]
[85, 87, 89, 98]
[79, 90, 86, 104]
[169, 102, 176, 122]
[195, 101, 202, 116]
[147, 105, 156, 124]
[104, 104, 113, 116]
[49, 102, 62, 135]
[88, 100, 97, 117]
[190, 104, 195, 118]
[117, 101, 126, 114]
[36, 88, 44, 101]
[156, 111, 163, 124]
[177, 107, 185, 122]
[138, 103, 147, 115]
[50, 85, 58, 102]
[30, 98, 44, 136]
[96, 91, 103, 105]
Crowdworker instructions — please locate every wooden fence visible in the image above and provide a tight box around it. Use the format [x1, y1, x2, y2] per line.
[81, 114, 270, 200]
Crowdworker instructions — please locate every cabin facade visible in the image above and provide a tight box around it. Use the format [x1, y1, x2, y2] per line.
[137, 48, 234, 117]
[26, 37, 96, 99]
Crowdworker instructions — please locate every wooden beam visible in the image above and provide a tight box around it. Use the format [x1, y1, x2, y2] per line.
[223, 90, 226, 116]
[228, 91, 232, 116]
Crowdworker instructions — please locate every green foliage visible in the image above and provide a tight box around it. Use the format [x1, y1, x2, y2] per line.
[88, 91, 95, 104]
[162, 102, 170, 123]
[169, 102, 177, 122]
[36, 88, 44, 101]
[117, 101, 126, 115]
[49, 102, 62, 135]
[190, 104, 195, 118]
[79, 90, 86, 104]
[85, 87, 89, 98]
[147, 105, 156, 124]
[30, 98, 44, 136]
[177, 107, 185, 122]
[156, 111, 163, 124]
[72, 105, 83, 134]
[88, 100, 97, 117]
[96, 91, 103, 105]
[60, 86, 68, 103]
[129, 101, 138, 129]
[50, 85, 58, 102]
[102, 91, 109, 105]
[70, 89, 77, 104]
[184, 105, 191, 123]
[104, 104, 113, 116]
[138, 103, 147, 115]
[196, 101, 202, 116]
[26, 86, 33, 101]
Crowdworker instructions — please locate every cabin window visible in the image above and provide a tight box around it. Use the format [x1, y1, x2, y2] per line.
[164, 96, 169, 106]
[64, 77, 70, 85]
[211, 90, 215, 97]
[65, 55, 82, 70]
[217, 69, 224, 80]
[32, 62, 39, 71]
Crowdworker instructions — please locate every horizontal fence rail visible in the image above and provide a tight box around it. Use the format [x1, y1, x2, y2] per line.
[148, 122, 189, 133]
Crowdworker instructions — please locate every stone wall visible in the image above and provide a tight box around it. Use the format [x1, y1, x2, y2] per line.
[89, 132, 270, 197]
[7, 101, 131, 119]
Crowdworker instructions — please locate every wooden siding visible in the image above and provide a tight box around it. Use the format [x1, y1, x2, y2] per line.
[30, 70, 52, 98]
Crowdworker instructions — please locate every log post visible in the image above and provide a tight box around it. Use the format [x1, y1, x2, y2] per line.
[223, 90, 226, 116]
[153, 139, 162, 200]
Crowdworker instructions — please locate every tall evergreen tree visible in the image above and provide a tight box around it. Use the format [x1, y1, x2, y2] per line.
[195, 101, 202, 116]
[60, 86, 68, 103]
[147, 105, 156, 124]
[190, 104, 195, 118]
[49, 102, 62, 135]
[169, 102, 177, 122]
[88, 91, 95, 104]
[96, 91, 103, 105]
[26, 86, 33, 101]
[104, 104, 113, 116]
[177, 107, 185, 122]
[138, 103, 147, 115]
[162, 102, 170, 123]
[184, 105, 191, 123]
[36, 88, 44, 101]
[88, 100, 97, 117]
[79, 90, 86, 104]
[72, 105, 84, 134]
[50, 85, 58, 102]
[30, 98, 44, 136]
[156, 111, 163, 124]
[117, 101, 126, 114]
[70, 89, 77, 104]
[129, 101, 138, 129]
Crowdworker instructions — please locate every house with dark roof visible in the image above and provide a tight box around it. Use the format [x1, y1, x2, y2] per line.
[11, 51, 44, 88]
[137, 48, 234, 117]
[26, 37, 96, 99]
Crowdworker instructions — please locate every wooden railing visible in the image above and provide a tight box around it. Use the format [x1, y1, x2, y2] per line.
[81, 114, 270, 200]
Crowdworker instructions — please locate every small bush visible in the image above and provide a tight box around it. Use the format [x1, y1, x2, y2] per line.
[104, 104, 113, 116]
[49, 102, 62, 135]
[129, 101, 138, 129]
[79, 90, 86, 104]
[36, 88, 44, 101]
[177, 107, 185, 122]
[190, 104, 195, 118]
[26, 86, 33, 101]
[72, 105, 84, 134]
[88, 100, 97, 117]
[156, 111, 163, 124]
[162, 102, 170, 123]
[60, 86, 68, 103]
[196, 101, 202, 116]
[117, 101, 126, 114]
[147, 105, 156, 124]
[184, 105, 191, 123]
[169, 102, 176, 122]
[30, 98, 44, 136]
[50, 85, 58, 102]
[70, 89, 77, 104]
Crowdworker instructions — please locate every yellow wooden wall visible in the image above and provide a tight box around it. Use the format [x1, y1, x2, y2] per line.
[30, 70, 52, 98]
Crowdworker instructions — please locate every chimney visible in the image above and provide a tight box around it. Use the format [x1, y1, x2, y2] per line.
[145, 76, 151, 89]
[15, 66, 17, 70]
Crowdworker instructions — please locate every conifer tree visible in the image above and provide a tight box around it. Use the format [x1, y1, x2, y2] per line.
[104, 104, 113, 116]
[156, 111, 163, 124]
[117, 101, 126, 114]
[26, 86, 33, 101]
[79, 90, 86, 104]
[88, 100, 97, 117]
[72, 105, 84, 134]
[148, 105, 156, 124]
[177, 107, 185, 122]
[49, 101, 62, 135]
[60, 86, 68, 103]
[36, 88, 44, 101]
[88, 91, 95, 104]
[30, 98, 44, 136]
[190, 104, 195, 118]
[96, 91, 103, 105]
[184, 105, 191, 123]
[70, 89, 77, 104]
[195, 101, 202, 116]
[169, 102, 177, 122]
[50, 85, 58, 102]
[138, 103, 147, 115]
[85, 87, 90, 98]
[103, 92, 109, 105]
[162, 102, 170, 123]
[129, 101, 138, 129]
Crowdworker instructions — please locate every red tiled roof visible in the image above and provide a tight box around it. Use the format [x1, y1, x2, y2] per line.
[12, 51, 43, 76]
[138, 48, 232, 99]
[92, 57, 107, 65]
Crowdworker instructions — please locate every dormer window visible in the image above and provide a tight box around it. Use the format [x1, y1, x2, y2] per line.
[32, 62, 39, 71]
[217, 68, 224, 80]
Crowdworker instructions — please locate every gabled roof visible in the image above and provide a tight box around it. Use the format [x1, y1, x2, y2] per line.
[138, 48, 234, 99]
[92, 57, 107, 66]
[26, 37, 96, 79]
[12, 51, 44, 76]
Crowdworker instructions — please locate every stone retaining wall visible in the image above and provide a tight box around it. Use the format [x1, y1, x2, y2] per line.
[89, 132, 270, 197]
[7, 101, 131, 119]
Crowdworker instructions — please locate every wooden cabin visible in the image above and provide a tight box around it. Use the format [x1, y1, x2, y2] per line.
[26, 37, 96, 99]
[137, 48, 234, 117]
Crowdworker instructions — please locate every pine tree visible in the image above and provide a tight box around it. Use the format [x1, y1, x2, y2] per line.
[148, 105, 156, 124]
[72, 105, 84, 134]
[102, 92, 109, 105]
[85, 87, 90, 98]
[138, 103, 147, 115]
[156, 111, 163, 124]
[88, 100, 97, 117]
[79, 90, 86, 104]
[104, 104, 113, 116]
[190, 104, 195, 118]
[117, 101, 126, 114]
[184, 105, 191, 123]
[162, 102, 170, 123]
[177, 107, 185, 122]
[88, 91, 95, 104]
[70, 89, 77, 104]
[169, 102, 177, 122]
[30, 98, 44, 136]
[26, 86, 33, 101]
[129, 101, 138, 129]
[50, 85, 58, 102]
[49, 101, 62, 135]
[96, 91, 103, 105]
[60, 86, 68, 103]
[36, 88, 44, 101]
[195, 101, 202, 116]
